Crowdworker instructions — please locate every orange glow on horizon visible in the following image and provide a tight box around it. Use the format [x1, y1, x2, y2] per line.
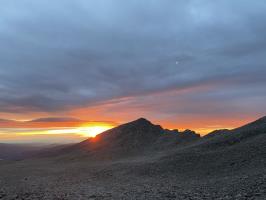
[0, 120, 116, 143]
[46, 123, 114, 138]
[0, 112, 262, 144]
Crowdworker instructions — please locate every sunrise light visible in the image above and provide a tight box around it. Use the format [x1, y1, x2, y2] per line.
[45, 123, 114, 138]
[74, 124, 113, 137]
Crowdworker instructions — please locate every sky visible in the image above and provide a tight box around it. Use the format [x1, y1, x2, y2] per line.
[0, 0, 266, 143]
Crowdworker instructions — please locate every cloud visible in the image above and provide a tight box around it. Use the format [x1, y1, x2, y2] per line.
[0, 0, 265, 121]
[29, 117, 83, 123]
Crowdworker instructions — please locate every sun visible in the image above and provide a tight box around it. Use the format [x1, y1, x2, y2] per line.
[43, 122, 115, 138]
[75, 124, 113, 137]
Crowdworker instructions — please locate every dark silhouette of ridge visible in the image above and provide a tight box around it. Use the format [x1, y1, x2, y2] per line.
[36, 116, 266, 160]
[54, 118, 199, 160]
[233, 115, 266, 133]
[204, 116, 266, 137]
[202, 116, 266, 149]
[204, 129, 231, 138]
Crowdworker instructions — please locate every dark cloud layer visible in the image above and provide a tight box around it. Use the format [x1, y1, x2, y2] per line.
[0, 0, 266, 119]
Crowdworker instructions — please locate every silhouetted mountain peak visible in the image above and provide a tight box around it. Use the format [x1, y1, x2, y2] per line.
[109, 118, 163, 138]
[46, 118, 201, 159]
[124, 118, 154, 127]
[110, 118, 163, 137]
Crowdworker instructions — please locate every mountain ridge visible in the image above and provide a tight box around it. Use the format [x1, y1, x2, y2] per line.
[53, 117, 200, 160]
[4, 116, 266, 161]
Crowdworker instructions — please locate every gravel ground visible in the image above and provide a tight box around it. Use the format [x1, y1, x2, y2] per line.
[0, 143, 265, 200]
[0, 118, 265, 199]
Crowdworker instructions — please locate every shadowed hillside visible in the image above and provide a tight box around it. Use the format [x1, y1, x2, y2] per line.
[0, 117, 265, 199]
[53, 118, 200, 160]
[201, 116, 266, 149]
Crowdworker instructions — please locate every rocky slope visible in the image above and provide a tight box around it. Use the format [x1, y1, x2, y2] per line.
[0, 117, 265, 199]
[57, 118, 200, 160]
[201, 116, 266, 149]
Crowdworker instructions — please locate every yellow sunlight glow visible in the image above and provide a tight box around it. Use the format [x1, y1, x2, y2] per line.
[46, 124, 113, 137]
[75, 125, 113, 137]
[2, 123, 115, 142]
